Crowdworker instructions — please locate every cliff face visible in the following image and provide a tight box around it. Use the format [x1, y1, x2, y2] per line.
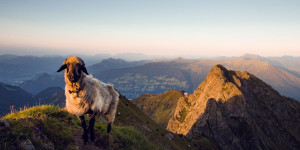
[167, 65, 300, 150]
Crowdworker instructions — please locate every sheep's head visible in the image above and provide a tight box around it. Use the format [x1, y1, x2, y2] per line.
[57, 56, 89, 83]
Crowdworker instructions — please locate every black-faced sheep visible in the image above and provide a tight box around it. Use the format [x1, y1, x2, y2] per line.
[57, 56, 119, 143]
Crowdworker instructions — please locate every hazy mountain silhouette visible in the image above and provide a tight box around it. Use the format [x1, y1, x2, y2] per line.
[95, 61, 192, 99]
[0, 55, 65, 85]
[3, 54, 299, 101]
[95, 58, 300, 100]
[87, 58, 150, 74]
[241, 53, 300, 77]
[35, 87, 65, 107]
[19, 73, 64, 94]
[0, 82, 36, 116]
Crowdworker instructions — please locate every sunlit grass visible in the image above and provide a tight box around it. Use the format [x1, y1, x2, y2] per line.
[2, 105, 78, 149]
[1, 105, 159, 150]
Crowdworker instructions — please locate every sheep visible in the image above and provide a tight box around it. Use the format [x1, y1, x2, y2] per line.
[57, 56, 119, 143]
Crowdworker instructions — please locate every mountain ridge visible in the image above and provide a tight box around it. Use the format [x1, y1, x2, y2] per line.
[167, 64, 300, 150]
[11, 55, 300, 100]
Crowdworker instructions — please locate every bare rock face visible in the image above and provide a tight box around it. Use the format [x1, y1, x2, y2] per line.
[167, 64, 300, 150]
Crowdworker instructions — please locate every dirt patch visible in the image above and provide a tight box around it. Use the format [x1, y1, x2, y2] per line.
[72, 129, 108, 150]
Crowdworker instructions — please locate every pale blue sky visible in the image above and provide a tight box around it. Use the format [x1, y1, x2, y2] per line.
[0, 0, 299, 57]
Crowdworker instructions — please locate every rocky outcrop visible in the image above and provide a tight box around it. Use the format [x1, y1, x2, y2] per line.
[167, 65, 300, 150]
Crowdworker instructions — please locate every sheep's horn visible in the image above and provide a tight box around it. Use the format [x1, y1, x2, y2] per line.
[57, 64, 67, 72]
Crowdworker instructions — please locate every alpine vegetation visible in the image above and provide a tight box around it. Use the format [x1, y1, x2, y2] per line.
[57, 56, 119, 144]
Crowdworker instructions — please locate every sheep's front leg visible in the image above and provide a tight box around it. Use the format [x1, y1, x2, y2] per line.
[106, 114, 112, 133]
[88, 115, 96, 142]
[79, 115, 88, 144]
[107, 123, 111, 133]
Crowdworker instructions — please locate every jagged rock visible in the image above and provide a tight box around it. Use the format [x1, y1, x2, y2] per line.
[167, 64, 300, 150]
[19, 139, 36, 150]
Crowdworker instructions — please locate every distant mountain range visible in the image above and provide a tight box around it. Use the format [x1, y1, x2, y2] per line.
[96, 57, 300, 100]
[0, 82, 65, 116]
[241, 53, 300, 77]
[35, 87, 65, 107]
[0, 55, 65, 85]
[1, 53, 299, 100]
[0, 54, 152, 85]
[18, 58, 150, 94]
[19, 73, 64, 94]
[0, 82, 36, 116]
[87, 58, 150, 74]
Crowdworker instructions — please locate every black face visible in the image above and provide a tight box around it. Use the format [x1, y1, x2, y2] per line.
[57, 57, 89, 83]
[67, 63, 82, 83]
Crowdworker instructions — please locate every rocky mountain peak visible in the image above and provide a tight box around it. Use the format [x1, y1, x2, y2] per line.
[167, 65, 300, 150]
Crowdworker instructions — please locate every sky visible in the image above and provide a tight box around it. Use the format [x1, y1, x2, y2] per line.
[0, 0, 299, 57]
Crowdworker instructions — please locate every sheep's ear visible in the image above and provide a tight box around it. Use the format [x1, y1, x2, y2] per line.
[81, 66, 89, 75]
[57, 64, 67, 72]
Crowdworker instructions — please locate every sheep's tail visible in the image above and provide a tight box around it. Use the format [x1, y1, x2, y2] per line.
[105, 85, 120, 125]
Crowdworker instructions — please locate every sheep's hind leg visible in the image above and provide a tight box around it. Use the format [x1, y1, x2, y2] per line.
[88, 115, 96, 142]
[79, 115, 89, 144]
[107, 123, 111, 133]
[106, 114, 112, 133]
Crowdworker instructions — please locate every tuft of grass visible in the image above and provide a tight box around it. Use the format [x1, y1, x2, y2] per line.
[198, 137, 218, 150]
[2, 105, 79, 150]
[177, 108, 187, 123]
[94, 124, 159, 150]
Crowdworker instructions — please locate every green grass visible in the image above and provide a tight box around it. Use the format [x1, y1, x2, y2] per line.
[132, 90, 184, 128]
[0, 105, 160, 150]
[94, 125, 159, 150]
[177, 108, 187, 123]
[116, 95, 200, 150]
[2, 105, 78, 150]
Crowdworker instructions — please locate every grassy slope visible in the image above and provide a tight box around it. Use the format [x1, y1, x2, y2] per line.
[1, 105, 159, 150]
[132, 90, 184, 128]
[114, 95, 201, 150]
[0, 95, 210, 150]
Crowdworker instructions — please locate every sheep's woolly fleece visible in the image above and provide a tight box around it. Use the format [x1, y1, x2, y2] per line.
[62, 56, 119, 123]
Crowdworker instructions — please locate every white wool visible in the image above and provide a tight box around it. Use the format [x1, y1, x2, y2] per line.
[65, 74, 119, 123]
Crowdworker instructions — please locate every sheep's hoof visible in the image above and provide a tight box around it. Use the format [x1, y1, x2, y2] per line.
[90, 130, 95, 142]
[83, 138, 89, 144]
[82, 133, 89, 143]
[90, 133, 95, 142]
[107, 124, 111, 133]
